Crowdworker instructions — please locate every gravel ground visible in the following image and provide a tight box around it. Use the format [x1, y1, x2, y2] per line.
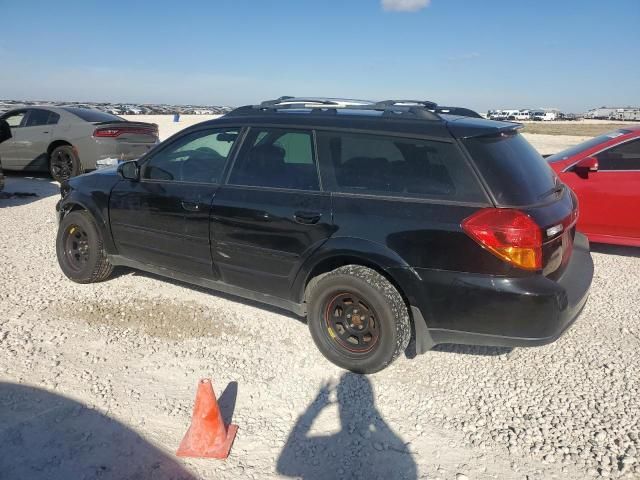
[0, 175, 639, 480]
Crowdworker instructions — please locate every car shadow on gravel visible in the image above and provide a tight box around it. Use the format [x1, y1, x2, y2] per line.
[590, 243, 640, 258]
[0, 172, 58, 208]
[0, 382, 196, 480]
[277, 373, 417, 480]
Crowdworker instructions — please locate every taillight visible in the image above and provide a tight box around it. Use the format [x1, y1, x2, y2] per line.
[93, 127, 158, 138]
[462, 208, 543, 270]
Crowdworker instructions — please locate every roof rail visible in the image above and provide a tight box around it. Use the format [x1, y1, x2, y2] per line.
[226, 97, 444, 121]
[373, 99, 438, 110]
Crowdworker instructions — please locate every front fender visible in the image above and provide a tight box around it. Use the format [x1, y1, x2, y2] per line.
[58, 186, 117, 255]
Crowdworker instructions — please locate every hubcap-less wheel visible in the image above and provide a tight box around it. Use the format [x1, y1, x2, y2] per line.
[51, 149, 75, 181]
[63, 225, 90, 271]
[324, 292, 380, 354]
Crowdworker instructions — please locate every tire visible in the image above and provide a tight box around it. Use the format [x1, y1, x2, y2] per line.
[56, 210, 113, 283]
[49, 145, 82, 183]
[307, 265, 411, 374]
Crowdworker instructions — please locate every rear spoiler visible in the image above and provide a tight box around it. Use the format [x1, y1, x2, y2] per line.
[434, 106, 483, 118]
[446, 118, 523, 139]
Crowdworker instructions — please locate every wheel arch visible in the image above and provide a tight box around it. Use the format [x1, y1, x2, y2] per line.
[47, 140, 74, 156]
[59, 193, 117, 254]
[293, 237, 416, 306]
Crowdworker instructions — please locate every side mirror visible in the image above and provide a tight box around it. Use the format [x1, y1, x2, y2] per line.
[575, 156, 598, 172]
[118, 161, 140, 181]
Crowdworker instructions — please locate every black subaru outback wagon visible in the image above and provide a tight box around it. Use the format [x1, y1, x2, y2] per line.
[56, 98, 593, 373]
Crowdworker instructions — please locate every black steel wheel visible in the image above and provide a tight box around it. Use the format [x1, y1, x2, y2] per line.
[307, 265, 411, 373]
[50, 145, 81, 182]
[56, 210, 113, 283]
[324, 292, 381, 354]
[61, 224, 90, 272]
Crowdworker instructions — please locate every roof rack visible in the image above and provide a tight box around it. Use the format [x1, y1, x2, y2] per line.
[226, 97, 479, 121]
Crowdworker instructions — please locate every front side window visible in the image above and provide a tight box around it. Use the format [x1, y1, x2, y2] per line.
[4, 111, 26, 128]
[228, 128, 319, 190]
[316, 131, 486, 202]
[142, 128, 239, 183]
[596, 139, 640, 171]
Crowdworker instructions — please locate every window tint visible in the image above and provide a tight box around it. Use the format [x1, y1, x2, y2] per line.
[25, 109, 59, 127]
[4, 111, 26, 127]
[228, 128, 319, 190]
[464, 132, 557, 206]
[143, 128, 239, 183]
[596, 139, 640, 171]
[316, 131, 485, 202]
[62, 107, 122, 122]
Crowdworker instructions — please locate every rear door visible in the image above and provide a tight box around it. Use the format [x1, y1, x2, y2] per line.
[210, 127, 333, 299]
[18, 109, 58, 168]
[109, 126, 241, 278]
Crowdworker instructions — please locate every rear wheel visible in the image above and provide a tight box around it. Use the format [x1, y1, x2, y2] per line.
[56, 211, 113, 283]
[50, 145, 82, 182]
[307, 265, 411, 374]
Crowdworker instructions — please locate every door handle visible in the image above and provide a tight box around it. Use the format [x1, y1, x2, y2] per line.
[181, 201, 201, 212]
[294, 211, 322, 225]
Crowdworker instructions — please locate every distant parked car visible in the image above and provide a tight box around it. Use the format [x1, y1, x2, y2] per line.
[0, 107, 159, 182]
[548, 127, 640, 246]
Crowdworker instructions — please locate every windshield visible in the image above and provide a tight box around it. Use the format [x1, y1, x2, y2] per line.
[464, 131, 558, 206]
[547, 130, 633, 163]
[62, 107, 123, 123]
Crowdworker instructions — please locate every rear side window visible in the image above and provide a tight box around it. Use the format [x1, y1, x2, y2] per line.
[464, 132, 557, 206]
[596, 138, 640, 171]
[62, 107, 122, 122]
[228, 128, 319, 190]
[25, 109, 59, 127]
[316, 131, 486, 202]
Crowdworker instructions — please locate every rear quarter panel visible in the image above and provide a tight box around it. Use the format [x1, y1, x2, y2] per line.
[330, 194, 514, 274]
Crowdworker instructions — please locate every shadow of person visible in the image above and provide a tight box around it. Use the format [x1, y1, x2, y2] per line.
[277, 373, 417, 480]
[0, 382, 196, 480]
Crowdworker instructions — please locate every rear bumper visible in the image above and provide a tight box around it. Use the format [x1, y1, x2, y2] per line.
[393, 232, 593, 353]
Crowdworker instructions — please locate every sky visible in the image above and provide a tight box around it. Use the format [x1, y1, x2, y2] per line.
[0, 0, 639, 113]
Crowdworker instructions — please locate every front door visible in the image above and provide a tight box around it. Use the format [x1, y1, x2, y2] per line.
[563, 138, 640, 241]
[109, 126, 241, 278]
[211, 127, 333, 299]
[0, 110, 28, 168]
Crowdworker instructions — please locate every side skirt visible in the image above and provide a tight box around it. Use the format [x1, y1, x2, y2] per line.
[108, 255, 307, 317]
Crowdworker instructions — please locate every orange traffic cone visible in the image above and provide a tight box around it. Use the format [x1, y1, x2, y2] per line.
[176, 379, 238, 459]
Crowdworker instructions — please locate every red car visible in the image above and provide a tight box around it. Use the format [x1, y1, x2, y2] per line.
[547, 126, 640, 247]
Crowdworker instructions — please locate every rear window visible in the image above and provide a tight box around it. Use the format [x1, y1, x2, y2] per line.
[316, 131, 486, 203]
[546, 130, 633, 163]
[464, 132, 557, 206]
[62, 107, 123, 123]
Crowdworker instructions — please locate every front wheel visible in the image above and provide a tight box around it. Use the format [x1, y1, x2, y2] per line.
[50, 145, 82, 183]
[56, 210, 113, 283]
[307, 265, 411, 374]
